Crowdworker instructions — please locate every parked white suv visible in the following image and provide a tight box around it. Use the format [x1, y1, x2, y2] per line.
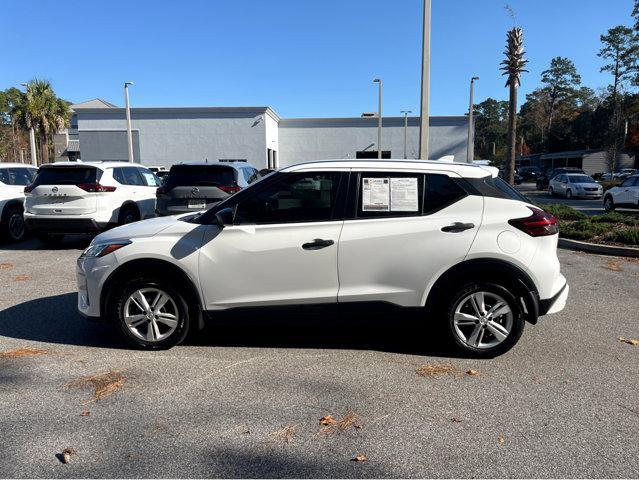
[0, 163, 38, 242]
[604, 174, 639, 211]
[77, 160, 568, 356]
[24, 162, 160, 243]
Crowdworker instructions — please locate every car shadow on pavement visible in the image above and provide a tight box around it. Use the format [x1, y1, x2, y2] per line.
[0, 235, 92, 251]
[0, 292, 123, 349]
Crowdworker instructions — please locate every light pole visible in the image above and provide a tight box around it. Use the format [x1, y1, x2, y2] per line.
[124, 81, 134, 163]
[20, 83, 38, 166]
[467, 76, 479, 163]
[373, 78, 382, 159]
[418, 0, 431, 160]
[400, 110, 412, 159]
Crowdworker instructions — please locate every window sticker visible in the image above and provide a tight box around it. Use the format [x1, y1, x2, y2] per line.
[390, 177, 418, 211]
[142, 172, 157, 186]
[362, 177, 390, 211]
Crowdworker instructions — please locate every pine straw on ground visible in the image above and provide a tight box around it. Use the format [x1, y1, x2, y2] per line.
[416, 364, 459, 377]
[65, 370, 126, 403]
[0, 347, 48, 359]
[318, 411, 362, 434]
[271, 425, 295, 445]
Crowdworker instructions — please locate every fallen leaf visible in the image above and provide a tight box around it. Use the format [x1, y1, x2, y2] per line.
[416, 364, 458, 377]
[497, 436, 505, 445]
[0, 347, 48, 359]
[605, 260, 623, 272]
[0, 262, 13, 269]
[619, 337, 639, 346]
[319, 415, 336, 426]
[466, 369, 480, 376]
[60, 447, 77, 464]
[12, 274, 30, 282]
[79, 411, 91, 417]
[451, 417, 462, 423]
[65, 370, 126, 404]
[352, 454, 367, 462]
[271, 425, 295, 446]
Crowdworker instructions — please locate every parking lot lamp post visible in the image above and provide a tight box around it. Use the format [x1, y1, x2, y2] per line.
[20, 83, 38, 166]
[467, 76, 479, 163]
[124, 81, 134, 163]
[400, 110, 412, 159]
[419, 0, 431, 160]
[374, 79, 382, 159]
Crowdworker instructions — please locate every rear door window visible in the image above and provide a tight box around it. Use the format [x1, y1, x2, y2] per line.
[121, 167, 145, 186]
[166, 165, 237, 188]
[33, 167, 100, 186]
[138, 167, 160, 186]
[0, 168, 36, 185]
[424, 174, 467, 213]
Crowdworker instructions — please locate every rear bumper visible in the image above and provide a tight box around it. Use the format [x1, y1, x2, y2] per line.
[25, 214, 111, 234]
[539, 280, 569, 316]
[156, 200, 221, 216]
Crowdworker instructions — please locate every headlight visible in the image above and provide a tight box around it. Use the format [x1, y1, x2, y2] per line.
[81, 241, 131, 258]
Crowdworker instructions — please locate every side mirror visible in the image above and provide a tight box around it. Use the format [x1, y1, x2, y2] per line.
[214, 207, 234, 227]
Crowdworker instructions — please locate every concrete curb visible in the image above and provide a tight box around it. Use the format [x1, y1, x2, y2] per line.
[558, 237, 639, 258]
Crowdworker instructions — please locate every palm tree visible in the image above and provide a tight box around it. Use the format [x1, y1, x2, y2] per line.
[500, 28, 528, 185]
[13, 80, 70, 165]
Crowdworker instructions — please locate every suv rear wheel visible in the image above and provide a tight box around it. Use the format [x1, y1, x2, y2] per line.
[118, 205, 140, 225]
[446, 282, 524, 357]
[113, 277, 190, 350]
[1, 205, 26, 243]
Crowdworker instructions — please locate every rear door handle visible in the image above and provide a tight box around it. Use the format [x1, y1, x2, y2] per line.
[441, 222, 475, 233]
[302, 239, 334, 250]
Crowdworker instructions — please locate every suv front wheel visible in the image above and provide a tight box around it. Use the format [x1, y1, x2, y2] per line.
[113, 277, 190, 349]
[446, 282, 524, 357]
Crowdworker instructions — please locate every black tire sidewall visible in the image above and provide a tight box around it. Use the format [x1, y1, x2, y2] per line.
[445, 282, 525, 358]
[113, 278, 190, 350]
[2, 207, 25, 242]
[604, 196, 614, 211]
[118, 205, 140, 225]
[566, 189, 572, 199]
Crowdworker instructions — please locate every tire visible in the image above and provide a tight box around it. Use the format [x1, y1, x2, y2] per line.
[36, 233, 65, 245]
[445, 282, 525, 358]
[604, 195, 615, 212]
[565, 189, 572, 199]
[536, 181, 543, 191]
[118, 205, 140, 226]
[1, 205, 26, 243]
[548, 187, 554, 197]
[112, 277, 190, 350]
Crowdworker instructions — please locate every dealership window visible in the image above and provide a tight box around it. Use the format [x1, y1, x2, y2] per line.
[234, 172, 342, 224]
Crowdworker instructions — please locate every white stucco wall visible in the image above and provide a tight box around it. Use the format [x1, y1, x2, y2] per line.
[277, 116, 468, 166]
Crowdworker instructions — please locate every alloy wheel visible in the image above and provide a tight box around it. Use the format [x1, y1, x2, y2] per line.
[8, 212, 25, 241]
[123, 288, 179, 342]
[452, 291, 513, 350]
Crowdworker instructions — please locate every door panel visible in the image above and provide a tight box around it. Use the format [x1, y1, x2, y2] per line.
[198, 222, 343, 309]
[337, 195, 483, 307]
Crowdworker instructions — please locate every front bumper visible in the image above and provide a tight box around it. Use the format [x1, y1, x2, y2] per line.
[25, 214, 111, 234]
[77, 255, 116, 319]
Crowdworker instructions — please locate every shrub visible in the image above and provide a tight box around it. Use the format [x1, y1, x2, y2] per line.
[604, 227, 639, 245]
[591, 212, 639, 226]
[560, 220, 612, 240]
[541, 204, 586, 221]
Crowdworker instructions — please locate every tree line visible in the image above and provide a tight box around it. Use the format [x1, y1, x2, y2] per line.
[475, 2, 639, 172]
[0, 80, 70, 165]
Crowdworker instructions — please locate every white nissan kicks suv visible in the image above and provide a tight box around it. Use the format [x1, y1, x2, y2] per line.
[77, 160, 568, 357]
[24, 162, 160, 243]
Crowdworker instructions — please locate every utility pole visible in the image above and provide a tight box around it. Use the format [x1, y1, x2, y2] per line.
[418, 0, 431, 159]
[467, 76, 479, 163]
[373, 79, 382, 159]
[124, 81, 135, 163]
[20, 83, 38, 166]
[401, 110, 412, 159]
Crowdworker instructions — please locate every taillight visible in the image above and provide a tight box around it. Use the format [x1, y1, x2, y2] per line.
[218, 185, 241, 194]
[77, 182, 116, 192]
[24, 184, 35, 193]
[508, 207, 559, 237]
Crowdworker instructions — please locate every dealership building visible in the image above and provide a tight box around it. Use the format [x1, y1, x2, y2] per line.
[54, 98, 471, 168]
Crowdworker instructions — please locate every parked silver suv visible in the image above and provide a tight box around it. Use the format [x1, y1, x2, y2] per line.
[155, 161, 260, 215]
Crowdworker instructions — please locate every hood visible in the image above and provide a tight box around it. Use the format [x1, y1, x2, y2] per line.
[93, 214, 194, 244]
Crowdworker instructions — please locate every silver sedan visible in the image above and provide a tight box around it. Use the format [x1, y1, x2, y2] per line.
[549, 173, 603, 199]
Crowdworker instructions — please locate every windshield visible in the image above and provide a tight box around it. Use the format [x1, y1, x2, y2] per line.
[568, 175, 595, 183]
[33, 167, 100, 185]
[165, 165, 236, 187]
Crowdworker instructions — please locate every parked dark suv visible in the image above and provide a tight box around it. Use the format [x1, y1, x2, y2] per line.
[156, 162, 260, 216]
[536, 167, 585, 191]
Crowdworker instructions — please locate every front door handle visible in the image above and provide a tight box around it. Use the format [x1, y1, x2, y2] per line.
[302, 239, 334, 250]
[441, 222, 475, 233]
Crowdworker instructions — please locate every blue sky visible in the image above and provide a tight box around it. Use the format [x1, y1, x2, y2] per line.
[2, 0, 635, 117]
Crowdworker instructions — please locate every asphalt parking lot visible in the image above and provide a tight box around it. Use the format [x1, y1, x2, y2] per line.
[1, 238, 638, 478]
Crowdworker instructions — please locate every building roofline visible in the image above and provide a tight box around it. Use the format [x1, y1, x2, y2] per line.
[74, 106, 276, 116]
